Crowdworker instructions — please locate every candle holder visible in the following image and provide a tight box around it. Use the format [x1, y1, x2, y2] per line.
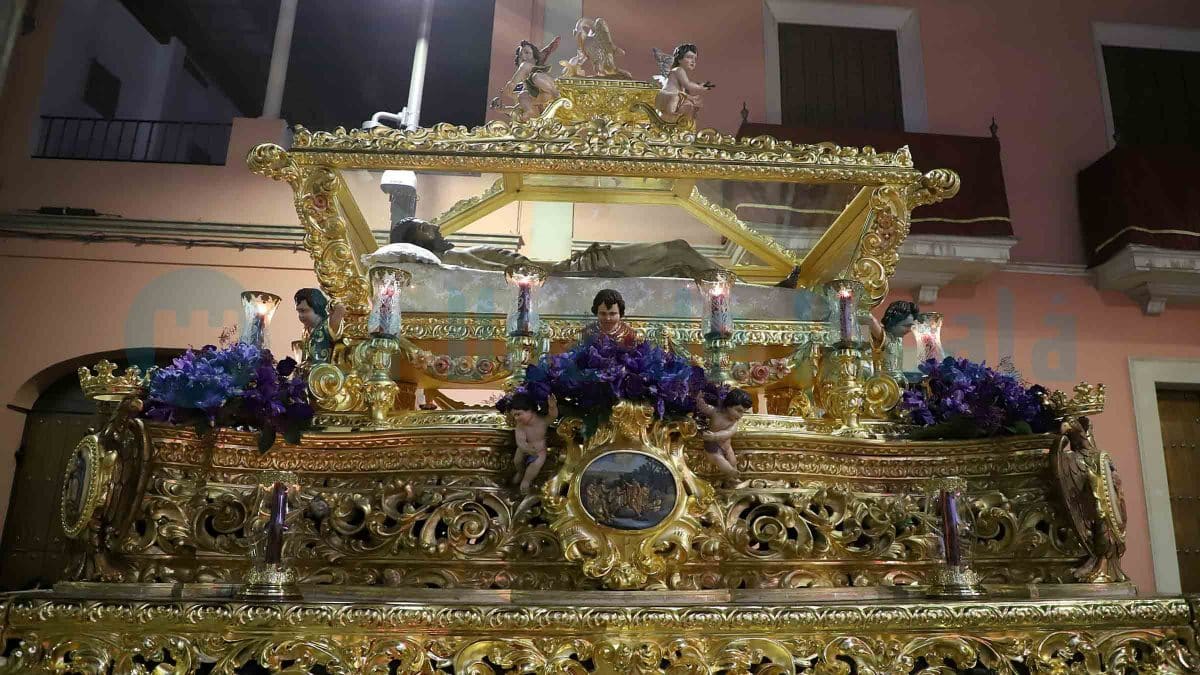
[823, 279, 865, 348]
[821, 344, 868, 436]
[364, 336, 401, 427]
[290, 339, 305, 364]
[695, 269, 736, 340]
[504, 333, 549, 392]
[914, 312, 945, 363]
[504, 263, 548, 337]
[237, 470, 302, 601]
[368, 266, 412, 339]
[239, 291, 281, 350]
[926, 476, 984, 598]
[703, 337, 737, 387]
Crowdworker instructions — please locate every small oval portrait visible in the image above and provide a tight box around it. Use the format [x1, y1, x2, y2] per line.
[579, 451, 677, 531]
[61, 435, 100, 538]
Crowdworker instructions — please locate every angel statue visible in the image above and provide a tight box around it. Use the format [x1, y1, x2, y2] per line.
[101, 396, 153, 543]
[560, 17, 632, 79]
[650, 43, 715, 125]
[491, 36, 562, 120]
[1051, 416, 1128, 582]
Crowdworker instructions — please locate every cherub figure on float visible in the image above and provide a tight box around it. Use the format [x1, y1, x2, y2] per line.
[694, 388, 753, 483]
[651, 43, 715, 125]
[492, 36, 562, 119]
[508, 392, 559, 495]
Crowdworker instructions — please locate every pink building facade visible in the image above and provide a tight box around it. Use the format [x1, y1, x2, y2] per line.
[2, 0, 1200, 593]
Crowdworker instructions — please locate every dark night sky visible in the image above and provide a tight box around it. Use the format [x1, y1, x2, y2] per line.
[120, 0, 496, 130]
[283, 0, 497, 130]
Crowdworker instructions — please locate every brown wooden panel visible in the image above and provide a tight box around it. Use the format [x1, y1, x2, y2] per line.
[1157, 388, 1200, 593]
[778, 23, 903, 131]
[0, 412, 93, 590]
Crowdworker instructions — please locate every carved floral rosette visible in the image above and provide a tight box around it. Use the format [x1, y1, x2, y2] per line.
[542, 401, 713, 589]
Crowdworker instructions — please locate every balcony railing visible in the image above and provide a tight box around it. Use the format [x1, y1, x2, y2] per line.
[32, 116, 233, 165]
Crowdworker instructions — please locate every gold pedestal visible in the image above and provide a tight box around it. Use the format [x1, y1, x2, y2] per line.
[824, 345, 868, 436]
[363, 336, 400, 427]
[236, 563, 303, 601]
[704, 336, 736, 387]
[927, 564, 986, 599]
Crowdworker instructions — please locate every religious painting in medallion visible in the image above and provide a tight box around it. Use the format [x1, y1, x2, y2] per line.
[579, 451, 677, 531]
[61, 434, 106, 539]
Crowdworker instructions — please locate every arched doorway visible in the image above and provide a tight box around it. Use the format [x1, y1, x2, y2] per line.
[0, 350, 181, 590]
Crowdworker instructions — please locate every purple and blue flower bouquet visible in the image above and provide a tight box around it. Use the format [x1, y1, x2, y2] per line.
[144, 342, 314, 452]
[898, 356, 1053, 439]
[498, 335, 725, 437]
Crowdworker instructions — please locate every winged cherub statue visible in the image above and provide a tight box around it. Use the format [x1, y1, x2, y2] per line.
[560, 17, 632, 79]
[651, 43, 715, 124]
[491, 36, 562, 120]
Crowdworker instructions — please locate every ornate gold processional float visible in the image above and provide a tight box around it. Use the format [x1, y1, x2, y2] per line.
[2, 31, 1197, 674]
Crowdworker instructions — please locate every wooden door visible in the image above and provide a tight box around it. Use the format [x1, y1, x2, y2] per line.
[0, 411, 93, 590]
[1157, 388, 1200, 592]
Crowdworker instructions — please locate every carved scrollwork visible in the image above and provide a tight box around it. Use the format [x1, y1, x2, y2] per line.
[60, 422, 1108, 589]
[307, 362, 365, 412]
[245, 142, 299, 184]
[2, 597, 1197, 674]
[862, 373, 901, 418]
[283, 118, 918, 182]
[905, 167, 962, 210]
[715, 487, 941, 565]
[853, 186, 910, 305]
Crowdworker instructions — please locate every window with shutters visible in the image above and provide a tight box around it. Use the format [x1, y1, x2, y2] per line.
[777, 23, 904, 131]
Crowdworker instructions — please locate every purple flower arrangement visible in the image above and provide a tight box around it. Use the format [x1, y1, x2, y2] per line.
[898, 356, 1052, 439]
[145, 342, 314, 452]
[498, 335, 725, 436]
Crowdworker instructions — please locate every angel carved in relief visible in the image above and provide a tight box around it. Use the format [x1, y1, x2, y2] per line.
[491, 36, 562, 120]
[560, 17, 632, 79]
[98, 396, 152, 545]
[651, 43, 715, 125]
[1051, 416, 1128, 583]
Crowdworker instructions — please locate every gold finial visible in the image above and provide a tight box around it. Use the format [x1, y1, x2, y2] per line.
[1043, 382, 1106, 419]
[78, 360, 149, 401]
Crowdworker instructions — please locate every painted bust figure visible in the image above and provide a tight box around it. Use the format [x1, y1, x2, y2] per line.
[295, 288, 345, 365]
[868, 300, 919, 379]
[581, 288, 637, 347]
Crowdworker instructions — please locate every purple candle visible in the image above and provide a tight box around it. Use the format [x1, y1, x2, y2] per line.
[939, 488, 962, 566]
[264, 481, 287, 565]
[709, 291, 731, 338]
[515, 283, 533, 335]
[837, 287, 853, 344]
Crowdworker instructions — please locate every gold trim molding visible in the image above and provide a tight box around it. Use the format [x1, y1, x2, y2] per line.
[0, 593, 1195, 673]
